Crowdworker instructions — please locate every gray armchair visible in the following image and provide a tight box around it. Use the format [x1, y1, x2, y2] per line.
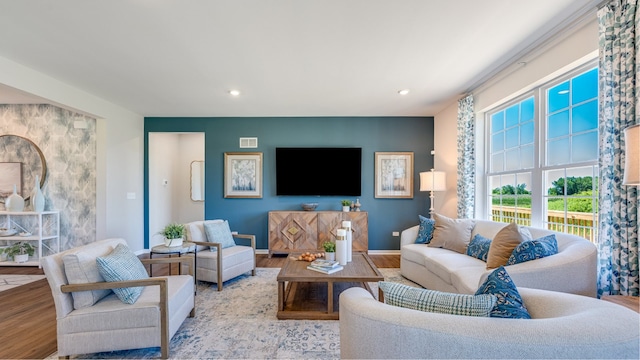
[41, 238, 195, 359]
[185, 220, 256, 291]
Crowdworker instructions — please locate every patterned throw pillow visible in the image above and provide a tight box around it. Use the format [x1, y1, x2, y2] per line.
[466, 234, 492, 262]
[379, 281, 497, 317]
[507, 234, 558, 265]
[204, 220, 236, 249]
[96, 243, 149, 304]
[475, 266, 530, 319]
[486, 222, 532, 269]
[415, 215, 436, 244]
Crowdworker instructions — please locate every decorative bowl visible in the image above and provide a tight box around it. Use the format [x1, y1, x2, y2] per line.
[301, 203, 319, 211]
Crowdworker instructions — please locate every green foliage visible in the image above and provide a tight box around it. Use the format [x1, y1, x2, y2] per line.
[548, 191, 596, 212]
[341, 200, 352, 206]
[548, 176, 595, 196]
[322, 241, 336, 252]
[161, 223, 185, 239]
[492, 183, 530, 195]
[2, 242, 35, 259]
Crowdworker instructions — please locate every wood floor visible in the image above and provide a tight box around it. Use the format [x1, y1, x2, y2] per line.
[0, 254, 399, 360]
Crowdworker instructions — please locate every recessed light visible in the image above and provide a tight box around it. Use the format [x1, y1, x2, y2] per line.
[229, 90, 241, 96]
[398, 89, 410, 96]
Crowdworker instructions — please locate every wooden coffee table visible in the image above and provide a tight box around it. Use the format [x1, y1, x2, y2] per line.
[276, 252, 384, 320]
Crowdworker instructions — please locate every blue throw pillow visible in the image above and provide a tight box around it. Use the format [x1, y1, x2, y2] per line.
[415, 215, 435, 244]
[204, 220, 236, 249]
[96, 243, 149, 304]
[507, 234, 558, 265]
[475, 266, 530, 319]
[466, 234, 492, 262]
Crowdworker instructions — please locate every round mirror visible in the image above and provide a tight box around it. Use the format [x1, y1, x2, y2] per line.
[0, 134, 47, 203]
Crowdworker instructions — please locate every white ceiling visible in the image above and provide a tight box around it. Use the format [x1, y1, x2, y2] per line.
[0, 0, 600, 117]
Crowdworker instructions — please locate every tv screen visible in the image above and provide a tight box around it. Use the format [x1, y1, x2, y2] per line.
[276, 147, 362, 196]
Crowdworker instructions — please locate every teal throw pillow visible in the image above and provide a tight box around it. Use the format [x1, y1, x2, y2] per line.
[96, 243, 149, 304]
[507, 234, 558, 265]
[475, 266, 530, 319]
[204, 220, 236, 249]
[379, 281, 497, 317]
[415, 215, 436, 244]
[466, 234, 492, 262]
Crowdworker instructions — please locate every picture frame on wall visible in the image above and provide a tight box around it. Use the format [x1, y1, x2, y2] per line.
[0, 162, 22, 200]
[224, 152, 263, 198]
[374, 152, 414, 198]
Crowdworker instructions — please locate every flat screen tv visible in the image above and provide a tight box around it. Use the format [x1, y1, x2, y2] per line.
[276, 147, 362, 196]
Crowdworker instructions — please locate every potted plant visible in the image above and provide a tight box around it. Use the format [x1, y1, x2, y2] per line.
[160, 223, 185, 247]
[2, 242, 35, 263]
[341, 199, 352, 212]
[322, 241, 336, 261]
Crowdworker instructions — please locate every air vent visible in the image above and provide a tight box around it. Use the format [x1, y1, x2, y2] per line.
[239, 137, 258, 148]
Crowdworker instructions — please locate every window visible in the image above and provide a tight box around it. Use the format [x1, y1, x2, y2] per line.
[486, 64, 599, 242]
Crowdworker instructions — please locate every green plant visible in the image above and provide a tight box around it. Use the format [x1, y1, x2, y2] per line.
[2, 242, 35, 260]
[322, 241, 336, 253]
[160, 223, 185, 239]
[341, 199, 351, 206]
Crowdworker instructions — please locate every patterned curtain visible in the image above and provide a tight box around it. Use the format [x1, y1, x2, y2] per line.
[597, 0, 639, 297]
[457, 95, 475, 219]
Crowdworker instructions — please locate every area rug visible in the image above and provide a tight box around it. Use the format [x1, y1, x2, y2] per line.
[52, 267, 418, 359]
[0, 274, 46, 292]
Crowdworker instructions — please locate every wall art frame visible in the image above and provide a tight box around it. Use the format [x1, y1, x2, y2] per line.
[224, 152, 263, 198]
[374, 151, 414, 198]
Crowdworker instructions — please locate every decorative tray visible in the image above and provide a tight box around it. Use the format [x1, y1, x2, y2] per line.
[0, 228, 17, 237]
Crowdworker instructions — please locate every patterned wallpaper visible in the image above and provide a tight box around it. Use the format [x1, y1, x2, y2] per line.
[0, 104, 96, 250]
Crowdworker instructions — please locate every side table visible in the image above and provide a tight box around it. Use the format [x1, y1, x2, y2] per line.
[150, 242, 197, 283]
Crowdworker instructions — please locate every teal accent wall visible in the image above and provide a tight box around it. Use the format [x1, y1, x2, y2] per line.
[145, 116, 434, 251]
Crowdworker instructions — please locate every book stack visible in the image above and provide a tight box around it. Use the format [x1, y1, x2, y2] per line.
[306, 259, 344, 274]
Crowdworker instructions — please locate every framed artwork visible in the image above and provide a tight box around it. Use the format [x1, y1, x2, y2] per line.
[0, 162, 22, 200]
[224, 152, 263, 198]
[374, 152, 414, 198]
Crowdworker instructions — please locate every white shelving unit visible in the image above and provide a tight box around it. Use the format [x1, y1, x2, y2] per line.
[0, 211, 60, 268]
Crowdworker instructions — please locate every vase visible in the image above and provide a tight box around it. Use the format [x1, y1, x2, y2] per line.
[14, 253, 29, 263]
[325, 252, 335, 261]
[342, 220, 352, 262]
[30, 175, 45, 212]
[336, 229, 348, 265]
[342, 206, 350, 212]
[165, 237, 184, 247]
[6, 184, 25, 212]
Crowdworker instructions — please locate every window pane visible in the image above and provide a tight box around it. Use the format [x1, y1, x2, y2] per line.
[548, 81, 569, 113]
[548, 111, 569, 138]
[492, 133, 504, 152]
[521, 97, 534, 122]
[572, 68, 598, 104]
[520, 121, 534, 144]
[572, 100, 598, 133]
[572, 132, 598, 162]
[548, 138, 570, 165]
[545, 169, 566, 195]
[492, 153, 504, 172]
[505, 127, 519, 149]
[505, 104, 519, 127]
[521, 145, 534, 169]
[505, 149, 519, 171]
[491, 112, 504, 132]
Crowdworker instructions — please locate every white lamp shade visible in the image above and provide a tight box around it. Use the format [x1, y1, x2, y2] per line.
[623, 124, 640, 185]
[420, 171, 446, 192]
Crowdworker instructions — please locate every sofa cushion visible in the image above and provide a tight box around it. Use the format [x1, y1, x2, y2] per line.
[507, 234, 558, 265]
[415, 215, 435, 244]
[204, 220, 236, 249]
[63, 248, 114, 310]
[466, 234, 492, 262]
[379, 281, 497, 317]
[486, 222, 532, 269]
[475, 266, 530, 319]
[428, 213, 476, 254]
[428, 252, 485, 286]
[96, 243, 149, 304]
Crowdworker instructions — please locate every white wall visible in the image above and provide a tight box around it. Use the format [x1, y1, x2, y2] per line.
[434, 15, 599, 219]
[0, 56, 146, 252]
[177, 133, 205, 224]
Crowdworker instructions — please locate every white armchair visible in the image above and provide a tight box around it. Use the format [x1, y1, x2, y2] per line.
[42, 238, 195, 359]
[185, 220, 256, 291]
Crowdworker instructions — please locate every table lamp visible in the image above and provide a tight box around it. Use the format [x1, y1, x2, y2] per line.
[420, 170, 446, 217]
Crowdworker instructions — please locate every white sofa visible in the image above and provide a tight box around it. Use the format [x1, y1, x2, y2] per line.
[401, 220, 598, 297]
[339, 286, 640, 359]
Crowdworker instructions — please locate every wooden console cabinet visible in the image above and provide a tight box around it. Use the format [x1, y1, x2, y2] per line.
[268, 211, 368, 257]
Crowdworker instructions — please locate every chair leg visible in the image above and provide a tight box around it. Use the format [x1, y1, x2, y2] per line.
[190, 308, 196, 318]
[252, 268, 256, 276]
[217, 281, 222, 291]
[59, 356, 70, 360]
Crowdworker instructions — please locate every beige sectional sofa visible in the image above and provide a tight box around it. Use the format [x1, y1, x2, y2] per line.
[400, 219, 598, 297]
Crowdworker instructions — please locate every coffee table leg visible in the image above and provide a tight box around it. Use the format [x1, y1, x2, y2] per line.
[327, 281, 334, 314]
[278, 281, 284, 311]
